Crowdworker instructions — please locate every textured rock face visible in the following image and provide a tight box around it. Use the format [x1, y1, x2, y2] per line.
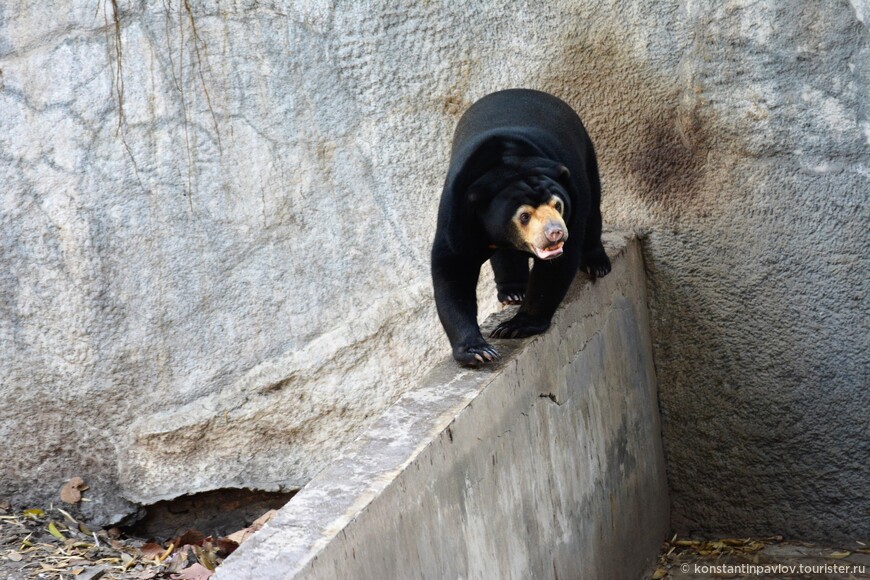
[0, 1, 867, 537]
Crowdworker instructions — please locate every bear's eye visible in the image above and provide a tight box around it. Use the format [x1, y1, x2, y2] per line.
[519, 212, 531, 225]
[554, 201, 563, 214]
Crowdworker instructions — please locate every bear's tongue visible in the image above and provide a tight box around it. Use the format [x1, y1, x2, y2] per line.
[533, 242, 564, 260]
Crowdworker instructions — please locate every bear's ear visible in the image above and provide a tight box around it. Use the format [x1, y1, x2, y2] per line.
[557, 165, 571, 182]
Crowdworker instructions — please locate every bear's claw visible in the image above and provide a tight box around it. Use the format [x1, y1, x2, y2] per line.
[490, 313, 550, 339]
[454, 343, 501, 366]
[500, 293, 525, 305]
[582, 248, 611, 280]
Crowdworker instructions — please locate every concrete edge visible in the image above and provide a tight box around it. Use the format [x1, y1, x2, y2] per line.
[215, 229, 664, 578]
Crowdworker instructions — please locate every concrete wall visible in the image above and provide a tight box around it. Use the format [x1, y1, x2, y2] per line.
[1, 0, 867, 538]
[215, 234, 670, 580]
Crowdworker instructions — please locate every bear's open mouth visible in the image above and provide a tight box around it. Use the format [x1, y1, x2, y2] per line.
[532, 241, 564, 260]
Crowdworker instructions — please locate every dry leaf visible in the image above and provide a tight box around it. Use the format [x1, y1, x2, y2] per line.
[174, 562, 213, 580]
[225, 527, 254, 545]
[56, 508, 78, 525]
[252, 509, 277, 527]
[139, 543, 164, 560]
[120, 551, 137, 570]
[226, 509, 278, 545]
[23, 508, 44, 518]
[192, 544, 217, 571]
[828, 551, 851, 558]
[652, 567, 668, 579]
[77, 565, 110, 580]
[212, 537, 239, 557]
[48, 521, 65, 539]
[60, 477, 88, 504]
[173, 529, 205, 548]
[166, 545, 193, 573]
[674, 540, 699, 547]
[720, 538, 748, 546]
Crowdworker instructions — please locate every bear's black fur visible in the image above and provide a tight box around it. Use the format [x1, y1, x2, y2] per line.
[432, 89, 611, 366]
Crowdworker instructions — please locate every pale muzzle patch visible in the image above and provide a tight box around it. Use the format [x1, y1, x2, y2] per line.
[513, 196, 568, 260]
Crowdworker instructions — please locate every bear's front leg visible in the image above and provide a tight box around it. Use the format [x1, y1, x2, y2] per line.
[491, 250, 579, 339]
[432, 252, 500, 366]
[581, 246, 612, 279]
[490, 248, 530, 305]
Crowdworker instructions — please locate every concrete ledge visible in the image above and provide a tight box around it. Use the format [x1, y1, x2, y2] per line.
[216, 232, 669, 580]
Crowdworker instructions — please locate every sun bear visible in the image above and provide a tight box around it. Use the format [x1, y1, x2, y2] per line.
[431, 89, 611, 366]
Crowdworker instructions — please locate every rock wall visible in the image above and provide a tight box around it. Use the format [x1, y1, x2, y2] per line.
[1, 1, 867, 537]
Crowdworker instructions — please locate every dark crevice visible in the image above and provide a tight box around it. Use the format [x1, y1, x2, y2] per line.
[539, 393, 564, 406]
[124, 488, 296, 541]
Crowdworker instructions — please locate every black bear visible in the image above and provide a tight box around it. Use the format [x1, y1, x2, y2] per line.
[432, 89, 611, 366]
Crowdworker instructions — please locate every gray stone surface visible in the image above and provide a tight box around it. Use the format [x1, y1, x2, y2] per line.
[215, 234, 670, 580]
[0, 0, 867, 538]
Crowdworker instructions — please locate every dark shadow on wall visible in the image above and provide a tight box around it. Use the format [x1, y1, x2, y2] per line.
[529, 18, 869, 542]
[541, 29, 715, 217]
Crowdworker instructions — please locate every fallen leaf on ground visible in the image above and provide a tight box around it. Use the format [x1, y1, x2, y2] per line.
[674, 539, 699, 546]
[173, 562, 213, 579]
[56, 507, 79, 524]
[60, 477, 88, 504]
[193, 544, 217, 571]
[173, 529, 205, 548]
[166, 545, 193, 573]
[252, 509, 277, 527]
[139, 542, 164, 560]
[226, 509, 277, 544]
[212, 537, 239, 557]
[47, 521, 65, 539]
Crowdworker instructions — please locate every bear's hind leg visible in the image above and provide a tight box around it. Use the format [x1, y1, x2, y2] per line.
[490, 249, 530, 305]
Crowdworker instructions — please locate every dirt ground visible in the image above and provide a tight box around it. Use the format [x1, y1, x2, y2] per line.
[0, 501, 274, 580]
[647, 535, 870, 580]
[3, 499, 868, 579]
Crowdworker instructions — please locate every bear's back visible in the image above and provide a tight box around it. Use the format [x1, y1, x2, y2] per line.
[451, 89, 588, 157]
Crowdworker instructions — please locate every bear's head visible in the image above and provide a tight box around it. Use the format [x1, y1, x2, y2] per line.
[468, 160, 572, 260]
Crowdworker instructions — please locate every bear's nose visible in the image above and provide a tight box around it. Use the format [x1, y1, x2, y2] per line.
[545, 224, 565, 243]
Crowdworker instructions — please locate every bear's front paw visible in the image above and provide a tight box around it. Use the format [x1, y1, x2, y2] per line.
[453, 341, 501, 367]
[582, 247, 611, 279]
[490, 313, 551, 339]
[497, 283, 526, 305]
[497, 290, 525, 305]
